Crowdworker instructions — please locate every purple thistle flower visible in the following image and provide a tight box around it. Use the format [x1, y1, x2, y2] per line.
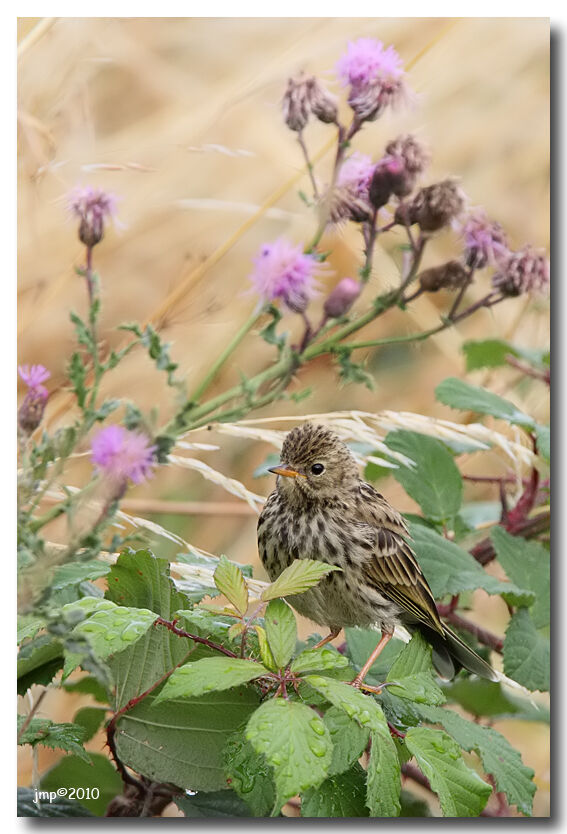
[329, 152, 376, 223]
[492, 246, 550, 297]
[91, 425, 157, 486]
[337, 152, 375, 196]
[249, 238, 320, 314]
[18, 364, 50, 395]
[460, 208, 510, 269]
[68, 186, 118, 247]
[336, 38, 411, 122]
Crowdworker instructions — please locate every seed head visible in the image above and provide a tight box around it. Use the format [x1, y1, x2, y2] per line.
[400, 178, 466, 232]
[249, 238, 320, 313]
[385, 134, 430, 178]
[68, 186, 118, 247]
[491, 246, 550, 297]
[418, 260, 469, 293]
[323, 277, 361, 319]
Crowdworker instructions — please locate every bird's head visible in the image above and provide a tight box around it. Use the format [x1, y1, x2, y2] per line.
[269, 422, 359, 502]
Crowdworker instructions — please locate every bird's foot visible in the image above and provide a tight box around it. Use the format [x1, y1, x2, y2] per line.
[349, 678, 397, 694]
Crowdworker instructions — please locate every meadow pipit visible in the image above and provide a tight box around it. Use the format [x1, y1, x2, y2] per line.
[257, 422, 496, 686]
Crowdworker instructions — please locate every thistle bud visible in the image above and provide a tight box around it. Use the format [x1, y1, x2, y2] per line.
[282, 73, 312, 132]
[324, 277, 361, 318]
[418, 260, 468, 292]
[402, 179, 466, 232]
[18, 388, 48, 434]
[328, 187, 372, 224]
[492, 246, 550, 297]
[385, 134, 430, 178]
[68, 187, 118, 249]
[460, 209, 509, 269]
[369, 155, 405, 208]
[309, 78, 338, 124]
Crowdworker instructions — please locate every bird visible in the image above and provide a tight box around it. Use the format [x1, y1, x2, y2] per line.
[257, 422, 497, 686]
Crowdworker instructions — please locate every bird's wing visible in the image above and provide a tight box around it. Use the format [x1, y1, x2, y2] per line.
[354, 483, 444, 635]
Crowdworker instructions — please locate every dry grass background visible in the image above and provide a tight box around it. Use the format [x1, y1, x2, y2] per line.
[17, 17, 550, 816]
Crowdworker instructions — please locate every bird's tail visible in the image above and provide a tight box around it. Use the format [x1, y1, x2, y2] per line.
[418, 623, 498, 682]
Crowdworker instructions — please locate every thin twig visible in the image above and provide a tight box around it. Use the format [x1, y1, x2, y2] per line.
[17, 689, 48, 742]
[297, 131, 319, 200]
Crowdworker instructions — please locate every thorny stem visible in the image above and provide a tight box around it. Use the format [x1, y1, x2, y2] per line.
[505, 354, 550, 384]
[297, 130, 319, 200]
[154, 617, 238, 658]
[470, 511, 550, 566]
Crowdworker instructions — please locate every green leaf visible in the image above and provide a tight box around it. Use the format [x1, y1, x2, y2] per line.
[323, 706, 370, 777]
[462, 339, 549, 372]
[72, 706, 108, 742]
[399, 789, 432, 817]
[384, 431, 462, 522]
[304, 674, 401, 817]
[51, 561, 111, 590]
[17, 635, 64, 695]
[417, 704, 536, 815]
[259, 304, 285, 349]
[176, 789, 254, 818]
[17, 716, 90, 763]
[302, 764, 369, 817]
[17, 788, 95, 818]
[336, 348, 375, 390]
[535, 424, 550, 462]
[245, 698, 332, 813]
[491, 527, 550, 628]
[442, 676, 549, 721]
[224, 729, 276, 816]
[409, 523, 535, 605]
[264, 598, 297, 669]
[435, 377, 535, 429]
[405, 727, 491, 817]
[70, 604, 157, 661]
[386, 632, 446, 705]
[154, 657, 268, 703]
[261, 559, 342, 601]
[62, 675, 109, 704]
[291, 647, 350, 676]
[503, 608, 550, 692]
[116, 688, 260, 792]
[366, 729, 402, 817]
[214, 555, 249, 616]
[254, 625, 278, 671]
[345, 628, 404, 681]
[39, 753, 123, 816]
[18, 615, 46, 644]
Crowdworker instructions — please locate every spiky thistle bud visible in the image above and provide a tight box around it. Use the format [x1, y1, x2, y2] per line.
[491, 246, 550, 297]
[418, 260, 469, 292]
[460, 208, 509, 269]
[309, 77, 338, 124]
[324, 277, 361, 318]
[17, 364, 50, 434]
[399, 179, 466, 232]
[369, 155, 405, 209]
[68, 186, 118, 248]
[384, 134, 430, 196]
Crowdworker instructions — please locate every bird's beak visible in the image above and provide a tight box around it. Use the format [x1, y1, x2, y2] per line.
[268, 464, 307, 479]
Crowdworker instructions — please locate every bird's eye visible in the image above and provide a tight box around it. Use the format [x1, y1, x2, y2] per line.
[311, 463, 325, 475]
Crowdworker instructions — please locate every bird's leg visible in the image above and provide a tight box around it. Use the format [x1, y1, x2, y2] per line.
[350, 628, 394, 688]
[311, 627, 341, 650]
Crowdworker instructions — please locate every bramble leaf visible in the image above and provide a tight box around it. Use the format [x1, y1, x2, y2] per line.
[503, 608, 550, 692]
[435, 377, 535, 429]
[386, 632, 446, 706]
[224, 729, 276, 816]
[405, 727, 491, 817]
[214, 555, 249, 616]
[261, 559, 342, 601]
[154, 657, 269, 703]
[323, 706, 370, 777]
[302, 764, 369, 817]
[291, 647, 350, 676]
[17, 716, 90, 763]
[264, 599, 297, 669]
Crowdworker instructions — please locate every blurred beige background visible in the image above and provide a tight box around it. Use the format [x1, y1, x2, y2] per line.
[18, 17, 549, 815]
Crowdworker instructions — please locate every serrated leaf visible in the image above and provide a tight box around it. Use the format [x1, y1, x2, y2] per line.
[154, 657, 269, 703]
[417, 704, 536, 815]
[39, 753, 123, 816]
[224, 728, 276, 816]
[384, 431, 462, 522]
[51, 561, 110, 590]
[405, 727, 491, 817]
[491, 527, 550, 629]
[71, 604, 157, 661]
[17, 716, 90, 763]
[323, 706, 370, 776]
[462, 339, 549, 372]
[264, 598, 297, 668]
[17, 635, 64, 695]
[18, 615, 46, 644]
[254, 625, 277, 671]
[409, 523, 535, 605]
[290, 647, 350, 676]
[302, 763, 369, 817]
[386, 633, 446, 706]
[345, 628, 404, 681]
[337, 349, 375, 390]
[366, 728, 402, 817]
[245, 698, 332, 813]
[214, 555, 249, 616]
[116, 688, 259, 792]
[261, 559, 342, 601]
[503, 608, 549, 692]
[304, 674, 401, 816]
[435, 377, 535, 429]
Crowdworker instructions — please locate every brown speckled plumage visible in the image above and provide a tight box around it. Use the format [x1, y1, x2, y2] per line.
[257, 422, 496, 681]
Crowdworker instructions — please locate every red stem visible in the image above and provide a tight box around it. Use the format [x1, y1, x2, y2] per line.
[153, 617, 237, 658]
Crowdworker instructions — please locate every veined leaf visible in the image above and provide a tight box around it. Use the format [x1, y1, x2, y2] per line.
[264, 599, 297, 669]
[261, 559, 342, 601]
[291, 647, 350, 676]
[17, 716, 90, 763]
[254, 625, 277, 671]
[302, 764, 369, 817]
[154, 657, 269, 703]
[491, 527, 550, 629]
[435, 377, 535, 429]
[245, 698, 332, 813]
[323, 706, 370, 777]
[224, 728, 276, 817]
[405, 727, 491, 817]
[386, 632, 446, 705]
[214, 555, 249, 616]
[503, 608, 550, 692]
